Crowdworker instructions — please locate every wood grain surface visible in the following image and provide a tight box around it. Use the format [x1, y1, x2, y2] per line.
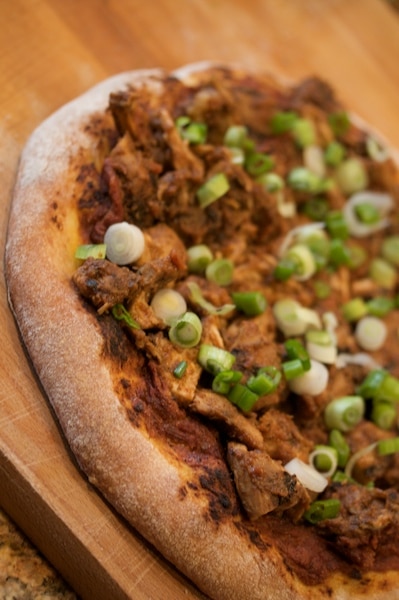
[1, 1, 399, 598]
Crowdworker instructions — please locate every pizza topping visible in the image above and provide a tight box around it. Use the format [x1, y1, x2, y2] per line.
[111, 303, 140, 330]
[168, 311, 203, 348]
[150, 288, 187, 324]
[75, 243, 107, 260]
[196, 172, 230, 207]
[72, 66, 399, 580]
[228, 443, 310, 520]
[284, 457, 328, 494]
[186, 243, 213, 273]
[343, 190, 393, 237]
[104, 220, 145, 265]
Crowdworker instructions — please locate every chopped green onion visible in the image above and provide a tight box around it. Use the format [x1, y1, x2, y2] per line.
[285, 244, 317, 281]
[197, 173, 230, 208]
[303, 145, 326, 177]
[342, 297, 368, 322]
[306, 330, 332, 346]
[273, 298, 321, 337]
[329, 429, 350, 468]
[301, 230, 330, 260]
[287, 167, 323, 194]
[112, 304, 141, 329]
[228, 147, 245, 165]
[187, 244, 213, 273]
[173, 360, 188, 379]
[198, 344, 236, 375]
[328, 238, 351, 267]
[355, 316, 387, 351]
[223, 125, 248, 148]
[187, 282, 235, 316]
[304, 499, 341, 524]
[169, 312, 202, 348]
[354, 202, 380, 225]
[245, 152, 274, 177]
[303, 200, 330, 224]
[369, 258, 397, 289]
[284, 457, 328, 493]
[75, 243, 107, 260]
[324, 395, 365, 432]
[303, 198, 329, 221]
[231, 291, 267, 316]
[328, 111, 350, 137]
[377, 373, 399, 403]
[335, 158, 368, 195]
[324, 141, 345, 166]
[347, 243, 367, 269]
[284, 339, 311, 370]
[291, 118, 316, 148]
[371, 400, 396, 430]
[205, 258, 234, 286]
[357, 369, 387, 399]
[227, 383, 259, 412]
[313, 280, 331, 299]
[257, 172, 284, 192]
[381, 235, 399, 267]
[270, 111, 298, 134]
[309, 445, 338, 476]
[150, 288, 187, 325]
[246, 366, 281, 396]
[288, 359, 329, 396]
[305, 329, 336, 364]
[343, 191, 393, 238]
[274, 256, 298, 281]
[332, 470, 353, 484]
[344, 442, 377, 480]
[282, 358, 306, 380]
[176, 116, 207, 144]
[325, 211, 349, 240]
[378, 437, 399, 456]
[104, 221, 145, 265]
[212, 370, 242, 394]
[366, 136, 389, 162]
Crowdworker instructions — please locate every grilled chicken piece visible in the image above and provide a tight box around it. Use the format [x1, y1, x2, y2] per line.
[227, 442, 309, 521]
[73, 250, 186, 314]
[259, 408, 313, 464]
[191, 389, 263, 450]
[319, 485, 399, 569]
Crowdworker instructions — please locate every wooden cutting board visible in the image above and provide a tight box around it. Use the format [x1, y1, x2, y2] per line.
[1, 1, 399, 598]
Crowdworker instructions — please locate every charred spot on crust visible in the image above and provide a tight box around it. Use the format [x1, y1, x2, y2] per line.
[199, 469, 237, 520]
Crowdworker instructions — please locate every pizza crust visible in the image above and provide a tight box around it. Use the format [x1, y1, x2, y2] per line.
[5, 64, 399, 600]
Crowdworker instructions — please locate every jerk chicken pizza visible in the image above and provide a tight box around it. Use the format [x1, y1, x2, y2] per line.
[5, 63, 399, 599]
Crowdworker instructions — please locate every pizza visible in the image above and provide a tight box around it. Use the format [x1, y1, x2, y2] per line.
[5, 62, 399, 599]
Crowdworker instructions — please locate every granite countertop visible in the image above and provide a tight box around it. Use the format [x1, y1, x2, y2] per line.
[0, 508, 77, 599]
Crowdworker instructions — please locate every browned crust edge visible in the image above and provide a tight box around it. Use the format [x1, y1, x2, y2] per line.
[5, 64, 399, 600]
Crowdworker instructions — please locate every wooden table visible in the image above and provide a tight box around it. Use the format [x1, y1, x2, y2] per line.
[1, 1, 399, 598]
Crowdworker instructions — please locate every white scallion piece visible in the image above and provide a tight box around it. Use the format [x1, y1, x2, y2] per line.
[273, 299, 321, 337]
[284, 457, 328, 493]
[355, 316, 387, 351]
[288, 359, 329, 396]
[335, 352, 381, 371]
[343, 191, 393, 238]
[278, 222, 325, 257]
[309, 446, 338, 479]
[322, 311, 338, 346]
[306, 340, 337, 365]
[104, 221, 145, 265]
[150, 289, 187, 325]
[303, 145, 326, 178]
